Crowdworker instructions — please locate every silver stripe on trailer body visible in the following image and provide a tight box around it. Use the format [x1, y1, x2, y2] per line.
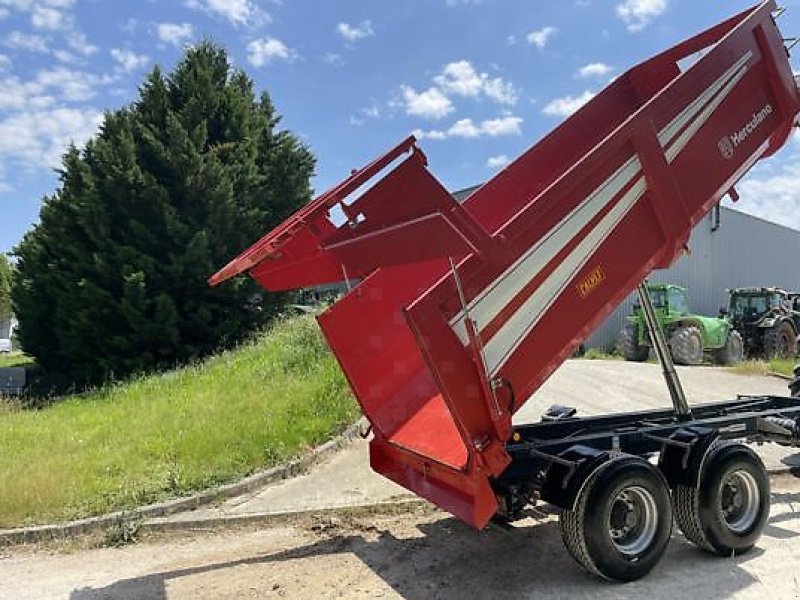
[665, 60, 750, 162]
[658, 51, 752, 150]
[450, 156, 641, 344]
[483, 177, 648, 376]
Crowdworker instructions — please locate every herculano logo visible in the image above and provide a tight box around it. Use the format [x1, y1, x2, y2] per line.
[718, 104, 773, 159]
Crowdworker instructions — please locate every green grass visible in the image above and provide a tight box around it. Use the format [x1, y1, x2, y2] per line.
[0, 352, 33, 369]
[580, 347, 623, 360]
[727, 358, 796, 377]
[0, 315, 358, 528]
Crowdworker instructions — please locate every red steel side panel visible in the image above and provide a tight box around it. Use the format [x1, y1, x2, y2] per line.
[210, 2, 800, 528]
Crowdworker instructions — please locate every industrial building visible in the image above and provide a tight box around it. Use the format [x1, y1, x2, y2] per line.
[584, 204, 800, 351]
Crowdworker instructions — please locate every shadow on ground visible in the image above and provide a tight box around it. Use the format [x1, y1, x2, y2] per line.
[67, 493, 800, 600]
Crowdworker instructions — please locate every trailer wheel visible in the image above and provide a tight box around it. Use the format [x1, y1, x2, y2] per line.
[673, 442, 769, 556]
[669, 325, 704, 365]
[560, 455, 672, 581]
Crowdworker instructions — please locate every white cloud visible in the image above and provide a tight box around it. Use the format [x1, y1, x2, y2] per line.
[31, 5, 66, 30]
[0, 7, 9, 19]
[246, 37, 296, 67]
[481, 116, 523, 136]
[435, 61, 484, 97]
[487, 155, 510, 169]
[0, 67, 109, 111]
[0, 0, 74, 11]
[527, 26, 558, 49]
[0, 106, 102, 168]
[616, 0, 668, 32]
[736, 156, 800, 231]
[110, 49, 149, 73]
[53, 49, 76, 63]
[0, 58, 107, 177]
[433, 60, 517, 105]
[448, 118, 481, 138]
[37, 67, 108, 101]
[4, 31, 49, 53]
[577, 62, 613, 78]
[185, 0, 268, 27]
[542, 90, 595, 117]
[337, 21, 374, 42]
[66, 31, 98, 56]
[446, 0, 482, 4]
[412, 128, 447, 140]
[157, 23, 194, 47]
[323, 52, 343, 67]
[483, 77, 517, 105]
[414, 115, 523, 140]
[400, 85, 454, 120]
[0, 54, 10, 71]
[363, 103, 380, 119]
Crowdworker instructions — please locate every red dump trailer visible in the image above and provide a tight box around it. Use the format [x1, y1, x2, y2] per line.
[212, 1, 800, 581]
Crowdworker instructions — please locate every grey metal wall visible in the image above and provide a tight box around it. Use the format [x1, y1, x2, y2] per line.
[584, 207, 800, 351]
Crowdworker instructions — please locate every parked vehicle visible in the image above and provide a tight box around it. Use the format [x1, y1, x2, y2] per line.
[618, 284, 742, 365]
[211, 2, 800, 582]
[726, 287, 800, 358]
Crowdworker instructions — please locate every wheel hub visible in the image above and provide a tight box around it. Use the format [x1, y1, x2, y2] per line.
[608, 486, 658, 555]
[719, 470, 760, 533]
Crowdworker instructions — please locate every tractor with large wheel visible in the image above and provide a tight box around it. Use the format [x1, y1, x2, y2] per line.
[618, 284, 743, 365]
[726, 287, 800, 359]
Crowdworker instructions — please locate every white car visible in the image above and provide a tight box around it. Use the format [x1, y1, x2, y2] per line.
[0, 338, 11, 353]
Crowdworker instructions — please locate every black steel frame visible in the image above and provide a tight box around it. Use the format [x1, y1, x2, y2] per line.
[497, 394, 800, 492]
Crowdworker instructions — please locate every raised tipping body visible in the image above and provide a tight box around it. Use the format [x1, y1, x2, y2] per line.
[211, 1, 800, 529]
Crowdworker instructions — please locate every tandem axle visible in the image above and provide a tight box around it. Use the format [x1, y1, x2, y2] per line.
[489, 282, 800, 580]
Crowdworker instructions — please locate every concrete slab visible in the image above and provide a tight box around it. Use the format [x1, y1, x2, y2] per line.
[160, 361, 800, 524]
[162, 438, 411, 523]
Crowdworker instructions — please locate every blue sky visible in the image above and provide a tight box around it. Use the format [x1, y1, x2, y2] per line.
[1, 0, 800, 254]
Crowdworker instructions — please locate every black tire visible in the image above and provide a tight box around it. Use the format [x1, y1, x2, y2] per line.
[669, 325, 704, 365]
[618, 323, 649, 362]
[790, 364, 800, 397]
[560, 455, 672, 581]
[672, 442, 770, 556]
[763, 321, 797, 359]
[714, 330, 744, 366]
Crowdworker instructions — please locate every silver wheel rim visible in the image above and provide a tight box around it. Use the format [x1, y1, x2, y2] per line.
[608, 485, 658, 556]
[720, 470, 760, 533]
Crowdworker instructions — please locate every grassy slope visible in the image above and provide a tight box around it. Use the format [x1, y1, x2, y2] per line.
[0, 315, 358, 528]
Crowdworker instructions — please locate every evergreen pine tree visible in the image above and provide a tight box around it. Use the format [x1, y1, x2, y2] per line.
[12, 42, 315, 384]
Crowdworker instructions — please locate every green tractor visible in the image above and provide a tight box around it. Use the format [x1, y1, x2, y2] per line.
[726, 287, 800, 359]
[618, 284, 743, 365]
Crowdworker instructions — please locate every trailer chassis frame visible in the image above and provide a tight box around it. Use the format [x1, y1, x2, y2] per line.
[495, 393, 800, 516]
